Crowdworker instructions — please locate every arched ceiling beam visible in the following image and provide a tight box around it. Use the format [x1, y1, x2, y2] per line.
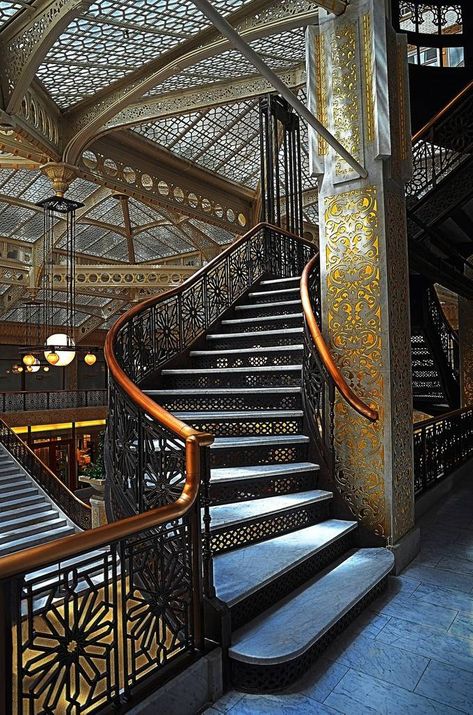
[104, 64, 306, 131]
[62, 0, 328, 162]
[0, 0, 94, 115]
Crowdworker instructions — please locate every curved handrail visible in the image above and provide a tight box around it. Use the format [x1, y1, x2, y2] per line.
[0, 418, 91, 530]
[105, 221, 315, 443]
[301, 255, 378, 422]
[413, 80, 473, 142]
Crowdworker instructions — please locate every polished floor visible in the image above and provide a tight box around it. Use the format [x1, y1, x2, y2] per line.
[206, 473, 473, 714]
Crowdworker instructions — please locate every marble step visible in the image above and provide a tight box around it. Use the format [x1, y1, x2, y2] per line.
[189, 344, 303, 369]
[173, 409, 304, 438]
[258, 277, 301, 287]
[214, 519, 357, 608]
[208, 490, 332, 553]
[248, 287, 300, 299]
[0, 507, 62, 530]
[161, 364, 302, 389]
[0, 524, 76, 556]
[144, 387, 302, 412]
[211, 462, 319, 485]
[221, 313, 303, 326]
[210, 462, 320, 506]
[211, 442, 309, 469]
[229, 548, 395, 690]
[205, 327, 304, 349]
[0, 516, 67, 543]
[233, 300, 301, 316]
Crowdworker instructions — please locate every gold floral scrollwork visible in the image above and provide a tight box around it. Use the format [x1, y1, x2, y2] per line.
[362, 13, 375, 145]
[331, 22, 362, 177]
[325, 186, 386, 536]
[314, 33, 328, 156]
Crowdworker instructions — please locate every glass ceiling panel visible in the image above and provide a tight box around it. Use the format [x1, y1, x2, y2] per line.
[3, 305, 90, 326]
[144, 28, 306, 97]
[186, 219, 234, 245]
[37, 0, 257, 108]
[0, 0, 33, 30]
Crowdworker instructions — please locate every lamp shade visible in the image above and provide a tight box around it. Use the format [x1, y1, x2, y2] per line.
[27, 358, 40, 373]
[23, 353, 35, 366]
[44, 333, 75, 367]
[46, 351, 60, 366]
[84, 352, 96, 366]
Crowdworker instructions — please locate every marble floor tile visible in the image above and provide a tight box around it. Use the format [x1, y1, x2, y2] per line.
[370, 591, 457, 630]
[209, 691, 245, 713]
[415, 660, 473, 714]
[285, 657, 348, 702]
[449, 612, 473, 640]
[224, 693, 339, 714]
[376, 616, 473, 673]
[325, 669, 461, 715]
[402, 563, 473, 593]
[410, 582, 473, 613]
[437, 554, 473, 575]
[323, 630, 429, 690]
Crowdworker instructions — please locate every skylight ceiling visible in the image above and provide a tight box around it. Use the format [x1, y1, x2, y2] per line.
[36, 0, 259, 109]
[0, 0, 34, 30]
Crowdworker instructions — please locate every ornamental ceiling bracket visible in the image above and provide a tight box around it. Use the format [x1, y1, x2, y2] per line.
[0, 0, 94, 115]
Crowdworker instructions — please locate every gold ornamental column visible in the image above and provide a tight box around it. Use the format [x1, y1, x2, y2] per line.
[307, 0, 416, 556]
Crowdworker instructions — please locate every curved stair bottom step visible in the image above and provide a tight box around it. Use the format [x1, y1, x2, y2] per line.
[229, 548, 394, 692]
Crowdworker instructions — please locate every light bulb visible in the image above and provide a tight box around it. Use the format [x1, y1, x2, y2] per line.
[84, 352, 96, 366]
[23, 353, 35, 366]
[46, 351, 60, 366]
[43, 366, 50, 372]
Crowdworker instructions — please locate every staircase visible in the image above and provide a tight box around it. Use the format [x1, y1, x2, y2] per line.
[143, 272, 394, 690]
[410, 275, 460, 414]
[0, 444, 77, 556]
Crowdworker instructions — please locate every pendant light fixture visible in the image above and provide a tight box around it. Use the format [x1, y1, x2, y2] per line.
[84, 351, 97, 366]
[36, 187, 83, 368]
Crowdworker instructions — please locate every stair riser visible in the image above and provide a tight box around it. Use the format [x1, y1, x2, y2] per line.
[210, 472, 317, 506]
[0, 519, 66, 543]
[184, 415, 304, 438]
[191, 351, 303, 369]
[247, 289, 300, 305]
[210, 501, 330, 555]
[155, 393, 302, 412]
[2, 496, 43, 511]
[221, 316, 303, 333]
[230, 530, 356, 630]
[161, 371, 302, 390]
[0, 510, 60, 530]
[210, 442, 308, 469]
[229, 577, 388, 692]
[208, 333, 304, 349]
[256, 278, 301, 291]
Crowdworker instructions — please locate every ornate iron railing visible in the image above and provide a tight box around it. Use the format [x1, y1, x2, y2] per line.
[426, 285, 459, 384]
[407, 81, 473, 200]
[0, 389, 107, 412]
[414, 406, 473, 495]
[0, 486, 201, 714]
[0, 418, 91, 530]
[300, 256, 378, 470]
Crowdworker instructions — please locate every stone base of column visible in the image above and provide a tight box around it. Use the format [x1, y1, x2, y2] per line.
[388, 527, 420, 575]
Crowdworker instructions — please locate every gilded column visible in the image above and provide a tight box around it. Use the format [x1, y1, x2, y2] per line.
[307, 0, 415, 549]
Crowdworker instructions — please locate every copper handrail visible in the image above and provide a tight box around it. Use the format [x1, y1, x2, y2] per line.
[301, 255, 378, 422]
[0, 418, 91, 524]
[414, 404, 471, 431]
[413, 79, 473, 142]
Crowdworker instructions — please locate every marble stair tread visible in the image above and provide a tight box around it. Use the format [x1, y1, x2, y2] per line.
[229, 548, 395, 666]
[0, 525, 76, 555]
[235, 300, 301, 311]
[258, 277, 301, 286]
[221, 313, 303, 325]
[189, 345, 303, 356]
[162, 365, 302, 375]
[174, 410, 304, 420]
[144, 387, 302, 396]
[210, 434, 309, 450]
[248, 287, 300, 298]
[208, 490, 331, 530]
[206, 327, 303, 340]
[211, 462, 319, 484]
[214, 520, 357, 606]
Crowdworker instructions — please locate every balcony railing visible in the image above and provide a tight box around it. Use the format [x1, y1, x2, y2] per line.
[0, 389, 108, 412]
[414, 406, 473, 496]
